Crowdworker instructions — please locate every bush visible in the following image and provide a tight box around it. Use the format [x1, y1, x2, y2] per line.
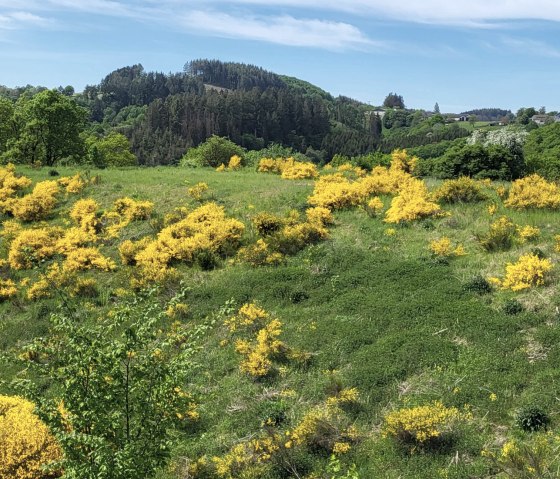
[516, 405, 551, 432]
[524, 122, 560, 179]
[433, 177, 487, 203]
[502, 299, 524, 315]
[463, 275, 493, 295]
[431, 143, 524, 180]
[383, 401, 469, 446]
[180, 135, 245, 168]
[477, 216, 517, 252]
[0, 395, 61, 479]
[504, 174, 560, 209]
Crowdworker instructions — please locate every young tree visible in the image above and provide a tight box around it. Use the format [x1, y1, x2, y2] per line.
[14, 291, 199, 479]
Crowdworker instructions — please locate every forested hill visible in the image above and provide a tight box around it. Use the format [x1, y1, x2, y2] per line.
[0, 59, 473, 166]
[77, 60, 384, 165]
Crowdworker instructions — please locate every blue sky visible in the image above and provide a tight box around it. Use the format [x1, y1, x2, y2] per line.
[1, 0, 560, 112]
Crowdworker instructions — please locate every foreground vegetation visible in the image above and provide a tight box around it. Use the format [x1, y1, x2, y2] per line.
[3, 154, 560, 477]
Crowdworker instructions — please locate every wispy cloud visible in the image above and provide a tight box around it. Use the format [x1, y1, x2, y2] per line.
[180, 10, 376, 50]
[501, 36, 560, 58]
[0, 11, 55, 30]
[195, 0, 560, 27]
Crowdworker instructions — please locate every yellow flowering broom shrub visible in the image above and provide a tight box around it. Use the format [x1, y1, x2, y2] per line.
[493, 253, 553, 292]
[429, 237, 466, 258]
[433, 176, 487, 203]
[70, 198, 101, 234]
[0, 163, 32, 213]
[384, 178, 444, 224]
[224, 302, 270, 332]
[281, 161, 318, 180]
[251, 212, 285, 236]
[477, 216, 517, 252]
[133, 202, 244, 284]
[8, 227, 64, 269]
[187, 182, 209, 201]
[482, 433, 560, 479]
[0, 395, 61, 479]
[11, 180, 60, 222]
[383, 401, 469, 445]
[113, 197, 154, 221]
[505, 174, 560, 209]
[306, 206, 334, 226]
[237, 239, 284, 267]
[0, 278, 17, 300]
[517, 225, 541, 243]
[228, 154, 242, 170]
[62, 247, 117, 272]
[235, 319, 285, 377]
[308, 150, 416, 211]
[58, 173, 86, 194]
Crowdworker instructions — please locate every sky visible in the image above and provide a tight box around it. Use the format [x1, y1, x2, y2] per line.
[1, 1, 560, 112]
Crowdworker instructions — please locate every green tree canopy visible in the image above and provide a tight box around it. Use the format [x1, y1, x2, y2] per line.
[3, 89, 87, 166]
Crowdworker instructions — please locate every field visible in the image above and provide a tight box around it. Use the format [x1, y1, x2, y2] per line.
[2, 162, 560, 478]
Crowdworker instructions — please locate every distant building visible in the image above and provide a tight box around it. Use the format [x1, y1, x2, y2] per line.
[531, 114, 552, 126]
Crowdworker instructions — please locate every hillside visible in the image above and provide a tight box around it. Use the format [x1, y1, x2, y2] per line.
[2, 156, 560, 478]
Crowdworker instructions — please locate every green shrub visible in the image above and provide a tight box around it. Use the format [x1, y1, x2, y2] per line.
[502, 299, 524, 315]
[180, 135, 245, 167]
[463, 275, 493, 295]
[516, 405, 551, 432]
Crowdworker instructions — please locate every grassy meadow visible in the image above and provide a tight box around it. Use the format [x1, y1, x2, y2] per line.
[2, 163, 560, 478]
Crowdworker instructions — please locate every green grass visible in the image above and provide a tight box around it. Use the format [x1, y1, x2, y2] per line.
[2, 166, 560, 477]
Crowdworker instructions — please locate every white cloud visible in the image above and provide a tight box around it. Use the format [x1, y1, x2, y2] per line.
[0, 11, 54, 30]
[179, 11, 376, 50]
[193, 0, 560, 27]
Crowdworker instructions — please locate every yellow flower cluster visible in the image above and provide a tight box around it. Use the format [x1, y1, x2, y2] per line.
[224, 302, 269, 332]
[70, 198, 101, 234]
[113, 197, 154, 221]
[8, 227, 63, 270]
[187, 182, 209, 201]
[494, 253, 553, 292]
[306, 206, 334, 226]
[258, 157, 318, 179]
[384, 178, 444, 224]
[237, 239, 284, 266]
[517, 225, 541, 243]
[383, 401, 468, 444]
[0, 395, 61, 479]
[429, 237, 466, 258]
[11, 180, 60, 222]
[212, 436, 280, 478]
[308, 150, 416, 210]
[235, 319, 285, 377]
[58, 173, 86, 194]
[0, 279, 17, 300]
[63, 247, 116, 272]
[483, 433, 560, 478]
[325, 388, 360, 409]
[228, 154, 242, 170]
[0, 163, 32, 213]
[433, 176, 486, 203]
[286, 404, 359, 454]
[505, 174, 560, 209]
[365, 197, 384, 216]
[132, 202, 244, 285]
